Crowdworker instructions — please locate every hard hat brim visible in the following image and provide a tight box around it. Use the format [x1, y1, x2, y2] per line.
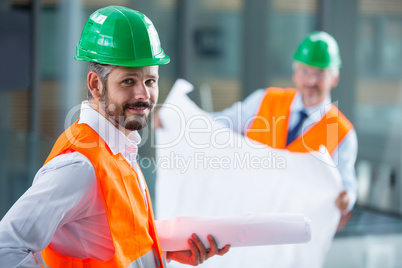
[75, 46, 170, 67]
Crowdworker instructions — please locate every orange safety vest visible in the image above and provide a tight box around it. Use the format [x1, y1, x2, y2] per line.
[40, 121, 164, 268]
[246, 87, 353, 155]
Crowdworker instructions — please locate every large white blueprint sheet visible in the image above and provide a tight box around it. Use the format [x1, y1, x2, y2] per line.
[155, 79, 342, 268]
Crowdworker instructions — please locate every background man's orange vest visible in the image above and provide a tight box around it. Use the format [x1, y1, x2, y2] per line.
[246, 88, 353, 155]
[41, 121, 164, 268]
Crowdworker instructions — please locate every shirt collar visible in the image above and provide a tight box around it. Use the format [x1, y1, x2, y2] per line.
[78, 101, 141, 156]
[292, 92, 332, 122]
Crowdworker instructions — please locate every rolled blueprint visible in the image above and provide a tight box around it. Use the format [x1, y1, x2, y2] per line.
[156, 213, 311, 251]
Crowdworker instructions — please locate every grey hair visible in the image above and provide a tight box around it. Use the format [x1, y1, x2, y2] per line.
[292, 61, 339, 77]
[87, 62, 116, 99]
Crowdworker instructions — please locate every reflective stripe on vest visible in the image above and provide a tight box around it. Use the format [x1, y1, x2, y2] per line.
[41, 121, 164, 268]
[246, 87, 354, 155]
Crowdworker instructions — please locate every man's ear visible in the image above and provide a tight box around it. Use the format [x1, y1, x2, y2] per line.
[330, 74, 340, 89]
[87, 71, 103, 99]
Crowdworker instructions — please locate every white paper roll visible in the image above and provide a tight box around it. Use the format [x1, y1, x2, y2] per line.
[156, 213, 311, 252]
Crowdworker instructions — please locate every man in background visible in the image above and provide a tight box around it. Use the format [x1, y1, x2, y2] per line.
[215, 31, 357, 216]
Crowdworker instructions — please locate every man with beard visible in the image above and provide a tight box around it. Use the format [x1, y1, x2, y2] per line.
[215, 31, 357, 218]
[0, 6, 229, 268]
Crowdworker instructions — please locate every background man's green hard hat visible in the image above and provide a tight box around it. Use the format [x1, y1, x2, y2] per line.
[293, 31, 341, 69]
[75, 6, 170, 67]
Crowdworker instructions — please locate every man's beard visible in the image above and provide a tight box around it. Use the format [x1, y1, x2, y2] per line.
[100, 90, 154, 131]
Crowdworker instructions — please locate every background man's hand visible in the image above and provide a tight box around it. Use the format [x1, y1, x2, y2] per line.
[166, 233, 230, 266]
[335, 190, 350, 214]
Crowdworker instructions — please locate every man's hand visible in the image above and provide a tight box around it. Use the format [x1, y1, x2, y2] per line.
[335, 190, 350, 214]
[166, 233, 230, 266]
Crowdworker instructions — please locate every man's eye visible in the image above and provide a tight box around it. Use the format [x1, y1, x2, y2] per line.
[122, 79, 133, 84]
[146, 79, 156, 85]
[301, 69, 309, 76]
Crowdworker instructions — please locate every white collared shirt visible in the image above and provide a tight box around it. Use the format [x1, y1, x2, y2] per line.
[78, 101, 148, 207]
[214, 89, 358, 210]
[0, 101, 144, 267]
[288, 92, 333, 137]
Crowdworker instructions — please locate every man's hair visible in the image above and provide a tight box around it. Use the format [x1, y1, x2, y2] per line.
[87, 62, 116, 99]
[292, 62, 339, 77]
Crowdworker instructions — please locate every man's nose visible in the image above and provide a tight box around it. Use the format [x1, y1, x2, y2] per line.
[305, 73, 318, 86]
[134, 83, 150, 100]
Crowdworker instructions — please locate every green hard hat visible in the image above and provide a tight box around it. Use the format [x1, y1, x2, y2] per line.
[75, 6, 170, 67]
[293, 31, 341, 69]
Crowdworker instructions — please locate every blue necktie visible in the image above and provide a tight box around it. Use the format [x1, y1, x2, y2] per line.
[286, 110, 308, 146]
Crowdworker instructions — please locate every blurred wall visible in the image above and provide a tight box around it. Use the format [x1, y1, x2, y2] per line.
[1, 3, 402, 266]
